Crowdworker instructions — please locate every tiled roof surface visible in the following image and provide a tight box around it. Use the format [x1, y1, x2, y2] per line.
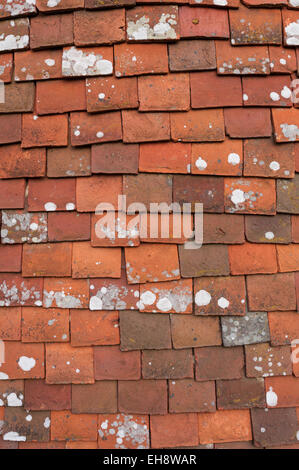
[0, 0, 299, 450]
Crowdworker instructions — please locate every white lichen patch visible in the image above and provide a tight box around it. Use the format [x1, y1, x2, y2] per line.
[280, 123, 299, 141]
[265, 231, 274, 240]
[7, 392, 23, 407]
[227, 153, 240, 166]
[43, 287, 85, 309]
[62, 46, 113, 77]
[90, 283, 139, 310]
[44, 417, 50, 429]
[95, 216, 139, 245]
[195, 156, 208, 171]
[217, 297, 230, 309]
[0, 33, 29, 51]
[127, 13, 178, 41]
[218, 56, 270, 75]
[1, 210, 47, 244]
[231, 189, 246, 205]
[3, 431, 26, 442]
[0, 1, 36, 17]
[266, 386, 278, 407]
[0, 279, 42, 307]
[285, 21, 299, 46]
[195, 289, 211, 307]
[139, 284, 192, 313]
[98, 414, 149, 449]
[47, 0, 61, 7]
[18, 356, 36, 372]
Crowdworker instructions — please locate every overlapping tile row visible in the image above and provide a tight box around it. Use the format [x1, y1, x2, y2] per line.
[1, 0, 299, 450]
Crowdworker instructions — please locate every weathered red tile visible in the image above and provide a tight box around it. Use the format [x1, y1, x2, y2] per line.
[114, 43, 168, 77]
[46, 343, 94, 384]
[94, 346, 140, 380]
[225, 108, 272, 138]
[71, 310, 119, 346]
[224, 177, 276, 215]
[198, 410, 252, 444]
[169, 380, 216, 413]
[22, 307, 69, 343]
[86, 76, 138, 112]
[139, 73, 190, 111]
[272, 108, 299, 142]
[22, 243, 72, 277]
[171, 109, 225, 142]
[70, 111, 122, 146]
[0, 145, 46, 179]
[0, 274, 43, 307]
[0, 342, 44, 380]
[191, 139, 242, 176]
[76, 175, 122, 212]
[30, 13, 73, 49]
[36, 0, 84, 12]
[51, 411, 97, 441]
[0, 245, 22, 272]
[179, 6, 229, 39]
[139, 279, 192, 314]
[179, 244, 229, 277]
[244, 138, 294, 178]
[269, 46, 297, 74]
[229, 5, 282, 45]
[3, 408, 49, 442]
[126, 5, 179, 41]
[89, 272, 139, 311]
[72, 381, 117, 413]
[283, 9, 299, 46]
[217, 378, 265, 409]
[119, 310, 171, 351]
[229, 243, 277, 275]
[24, 380, 71, 411]
[62, 46, 113, 77]
[247, 273, 296, 311]
[0, 53, 13, 82]
[216, 41, 270, 75]
[47, 146, 91, 178]
[36, 79, 86, 115]
[22, 114, 68, 148]
[48, 212, 90, 242]
[195, 346, 244, 381]
[14, 49, 62, 81]
[0, 0, 36, 19]
[43, 278, 89, 309]
[125, 243, 180, 284]
[122, 110, 170, 143]
[0, 307, 21, 341]
[74, 9, 125, 46]
[118, 380, 167, 414]
[277, 244, 299, 272]
[169, 39, 216, 72]
[245, 214, 291, 244]
[0, 82, 34, 113]
[72, 242, 121, 278]
[98, 414, 149, 450]
[171, 315, 222, 349]
[203, 214, 245, 244]
[194, 275, 246, 315]
[277, 175, 299, 213]
[251, 407, 298, 447]
[245, 343, 292, 378]
[191, 72, 242, 108]
[92, 142, 138, 174]
[0, 18, 29, 52]
[0, 114, 21, 144]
